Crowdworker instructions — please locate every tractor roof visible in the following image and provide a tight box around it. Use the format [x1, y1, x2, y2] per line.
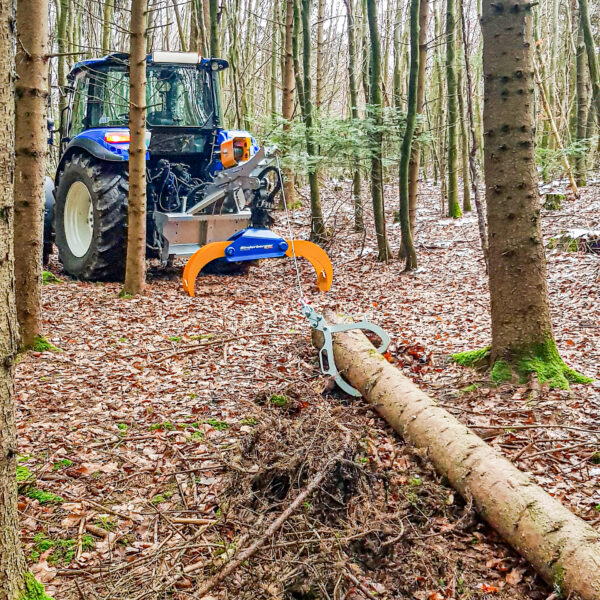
[68, 52, 228, 80]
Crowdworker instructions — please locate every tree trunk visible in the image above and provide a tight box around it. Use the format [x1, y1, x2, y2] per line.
[445, 0, 461, 218]
[57, 0, 69, 118]
[300, 0, 326, 243]
[312, 312, 600, 600]
[102, 0, 113, 53]
[270, 0, 278, 120]
[172, 0, 188, 52]
[344, 0, 363, 232]
[315, 0, 324, 110]
[575, 7, 588, 185]
[456, 21, 471, 212]
[0, 0, 28, 594]
[14, 0, 49, 349]
[398, 0, 420, 270]
[123, 0, 148, 297]
[209, 0, 219, 57]
[579, 0, 600, 124]
[281, 0, 296, 207]
[407, 0, 429, 236]
[366, 0, 390, 262]
[459, 0, 488, 266]
[480, 0, 587, 387]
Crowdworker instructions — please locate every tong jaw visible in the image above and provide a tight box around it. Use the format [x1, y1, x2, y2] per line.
[301, 302, 390, 397]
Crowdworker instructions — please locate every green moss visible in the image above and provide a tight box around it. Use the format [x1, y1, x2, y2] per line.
[518, 340, 592, 390]
[52, 459, 72, 471]
[168, 336, 182, 342]
[17, 465, 33, 483]
[544, 193, 565, 210]
[269, 394, 288, 407]
[240, 417, 258, 426]
[205, 418, 228, 430]
[25, 487, 63, 504]
[490, 359, 513, 383]
[149, 421, 175, 431]
[118, 291, 134, 299]
[452, 346, 491, 369]
[553, 564, 565, 598]
[454, 340, 592, 390]
[449, 203, 463, 219]
[42, 271, 62, 285]
[20, 572, 55, 600]
[32, 336, 60, 353]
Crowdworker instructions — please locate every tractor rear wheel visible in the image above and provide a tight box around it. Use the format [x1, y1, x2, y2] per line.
[54, 153, 129, 281]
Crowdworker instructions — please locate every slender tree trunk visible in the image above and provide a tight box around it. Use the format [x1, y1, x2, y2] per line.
[300, 0, 326, 242]
[0, 0, 28, 594]
[102, 0, 113, 53]
[360, 0, 370, 106]
[13, 0, 49, 349]
[575, 7, 588, 185]
[579, 0, 600, 123]
[57, 0, 69, 118]
[281, 0, 296, 207]
[456, 19, 471, 212]
[366, 0, 390, 261]
[172, 0, 188, 52]
[392, 0, 403, 107]
[460, 0, 488, 266]
[534, 63, 579, 197]
[398, 0, 420, 270]
[481, 0, 586, 385]
[270, 0, 278, 120]
[315, 0, 324, 109]
[445, 0, 461, 218]
[209, 0, 219, 57]
[123, 0, 148, 296]
[344, 0, 363, 231]
[292, 0, 304, 113]
[407, 0, 429, 236]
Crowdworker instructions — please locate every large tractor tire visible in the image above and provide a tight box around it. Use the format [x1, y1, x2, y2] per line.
[54, 153, 129, 281]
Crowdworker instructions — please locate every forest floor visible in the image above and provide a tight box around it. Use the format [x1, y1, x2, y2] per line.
[15, 179, 599, 600]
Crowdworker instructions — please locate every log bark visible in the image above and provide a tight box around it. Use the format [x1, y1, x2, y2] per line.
[312, 311, 600, 599]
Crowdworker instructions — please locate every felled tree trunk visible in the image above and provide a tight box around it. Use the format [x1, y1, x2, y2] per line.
[312, 311, 600, 600]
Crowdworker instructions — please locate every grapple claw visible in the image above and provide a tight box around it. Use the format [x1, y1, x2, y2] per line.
[182, 241, 230, 297]
[182, 230, 334, 297]
[285, 240, 333, 292]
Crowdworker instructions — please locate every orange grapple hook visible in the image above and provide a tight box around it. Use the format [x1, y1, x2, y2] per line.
[182, 237, 333, 298]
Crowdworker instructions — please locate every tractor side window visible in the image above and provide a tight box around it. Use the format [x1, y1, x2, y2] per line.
[70, 76, 89, 137]
[101, 69, 130, 126]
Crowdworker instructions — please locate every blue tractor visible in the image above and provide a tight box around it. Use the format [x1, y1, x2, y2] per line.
[46, 51, 281, 280]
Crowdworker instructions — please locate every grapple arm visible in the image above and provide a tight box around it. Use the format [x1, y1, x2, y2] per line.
[182, 230, 333, 297]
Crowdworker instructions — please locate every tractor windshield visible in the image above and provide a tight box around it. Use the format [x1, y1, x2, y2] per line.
[69, 63, 216, 135]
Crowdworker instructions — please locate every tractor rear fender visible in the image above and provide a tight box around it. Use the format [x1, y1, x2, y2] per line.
[56, 138, 126, 186]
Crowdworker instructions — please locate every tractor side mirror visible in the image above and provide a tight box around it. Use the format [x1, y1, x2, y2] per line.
[47, 119, 55, 146]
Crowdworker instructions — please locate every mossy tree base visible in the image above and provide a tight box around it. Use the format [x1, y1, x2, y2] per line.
[20, 573, 54, 600]
[453, 340, 593, 390]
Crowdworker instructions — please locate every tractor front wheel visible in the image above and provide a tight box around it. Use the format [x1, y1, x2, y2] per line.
[54, 153, 129, 281]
